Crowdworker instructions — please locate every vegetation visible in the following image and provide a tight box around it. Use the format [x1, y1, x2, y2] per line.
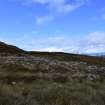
[0, 41, 105, 105]
[1, 79, 105, 105]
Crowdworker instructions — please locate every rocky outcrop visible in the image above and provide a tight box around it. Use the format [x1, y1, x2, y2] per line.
[0, 41, 105, 82]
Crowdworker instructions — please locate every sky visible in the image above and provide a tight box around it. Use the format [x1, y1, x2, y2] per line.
[0, 0, 105, 53]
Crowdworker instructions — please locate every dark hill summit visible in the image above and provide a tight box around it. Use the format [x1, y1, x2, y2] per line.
[0, 41, 25, 54]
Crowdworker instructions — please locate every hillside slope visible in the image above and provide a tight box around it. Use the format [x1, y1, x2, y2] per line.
[0, 41, 105, 105]
[0, 42, 25, 54]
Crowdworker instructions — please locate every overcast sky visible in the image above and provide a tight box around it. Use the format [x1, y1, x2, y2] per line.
[0, 0, 105, 53]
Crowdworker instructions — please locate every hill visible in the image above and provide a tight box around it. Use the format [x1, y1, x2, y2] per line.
[0, 41, 105, 105]
[0, 41, 25, 54]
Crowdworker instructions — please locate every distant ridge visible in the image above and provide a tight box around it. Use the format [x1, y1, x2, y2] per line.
[1, 41, 105, 65]
[0, 41, 25, 54]
[88, 52, 105, 57]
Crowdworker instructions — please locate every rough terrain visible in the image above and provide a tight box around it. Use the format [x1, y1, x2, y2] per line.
[0, 42, 105, 105]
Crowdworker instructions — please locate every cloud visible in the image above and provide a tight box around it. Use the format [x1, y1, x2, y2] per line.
[102, 14, 105, 20]
[27, 35, 81, 53]
[83, 32, 105, 53]
[1, 31, 105, 54]
[100, 7, 105, 20]
[87, 32, 105, 44]
[16, 0, 90, 16]
[13, 0, 90, 25]
[26, 0, 89, 13]
[27, 32, 105, 54]
[36, 15, 53, 25]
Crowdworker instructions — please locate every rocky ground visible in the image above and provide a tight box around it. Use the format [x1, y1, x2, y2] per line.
[0, 42, 105, 105]
[0, 53, 105, 82]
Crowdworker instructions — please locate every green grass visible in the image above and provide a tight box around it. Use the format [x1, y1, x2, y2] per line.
[0, 79, 105, 105]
